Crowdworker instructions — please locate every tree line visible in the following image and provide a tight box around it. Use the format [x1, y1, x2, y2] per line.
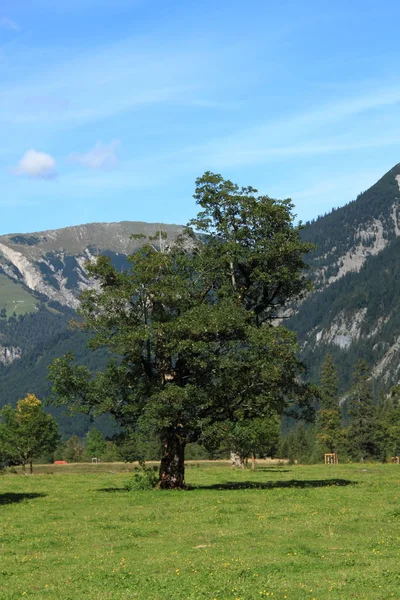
[1, 355, 399, 471]
[281, 355, 400, 463]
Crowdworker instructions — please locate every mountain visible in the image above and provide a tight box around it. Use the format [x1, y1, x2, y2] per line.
[0, 221, 183, 312]
[2, 165, 400, 431]
[287, 163, 400, 391]
[0, 221, 183, 435]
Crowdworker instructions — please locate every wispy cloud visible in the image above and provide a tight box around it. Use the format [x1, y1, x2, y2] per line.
[68, 140, 120, 169]
[0, 17, 20, 31]
[182, 86, 400, 170]
[0, 35, 234, 131]
[12, 149, 57, 179]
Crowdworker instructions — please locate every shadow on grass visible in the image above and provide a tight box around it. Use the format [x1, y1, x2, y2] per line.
[196, 478, 356, 491]
[256, 467, 292, 473]
[97, 479, 356, 493]
[0, 493, 46, 506]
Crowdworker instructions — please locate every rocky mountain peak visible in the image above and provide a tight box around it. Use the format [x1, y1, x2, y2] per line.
[0, 220, 183, 309]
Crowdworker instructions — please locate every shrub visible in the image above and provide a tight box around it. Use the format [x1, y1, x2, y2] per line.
[124, 465, 158, 491]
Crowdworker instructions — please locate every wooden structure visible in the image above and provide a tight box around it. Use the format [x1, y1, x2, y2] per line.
[324, 453, 338, 464]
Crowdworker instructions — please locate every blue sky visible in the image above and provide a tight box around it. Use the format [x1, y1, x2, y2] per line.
[1, 0, 400, 234]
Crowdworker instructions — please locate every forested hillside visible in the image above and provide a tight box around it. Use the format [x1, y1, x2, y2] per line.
[0, 221, 182, 436]
[0, 304, 115, 436]
[288, 162, 400, 391]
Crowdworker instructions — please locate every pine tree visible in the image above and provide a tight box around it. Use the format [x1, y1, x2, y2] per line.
[316, 355, 342, 457]
[375, 385, 400, 459]
[85, 428, 106, 459]
[347, 360, 377, 461]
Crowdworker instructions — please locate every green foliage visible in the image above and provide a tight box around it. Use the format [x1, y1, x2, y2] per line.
[211, 415, 280, 463]
[0, 393, 59, 472]
[316, 355, 343, 456]
[280, 423, 315, 464]
[0, 303, 117, 438]
[124, 464, 158, 490]
[287, 164, 400, 391]
[101, 441, 121, 462]
[116, 430, 161, 462]
[373, 386, 400, 460]
[64, 435, 86, 463]
[320, 354, 339, 410]
[347, 360, 378, 461]
[49, 172, 316, 488]
[85, 428, 106, 458]
[190, 172, 314, 323]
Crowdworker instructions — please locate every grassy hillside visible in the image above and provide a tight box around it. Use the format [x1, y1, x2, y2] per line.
[0, 274, 38, 317]
[0, 463, 399, 599]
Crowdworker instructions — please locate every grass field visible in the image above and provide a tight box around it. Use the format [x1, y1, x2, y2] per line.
[1, 463, 399, 600]
[0, 274, 37, 317]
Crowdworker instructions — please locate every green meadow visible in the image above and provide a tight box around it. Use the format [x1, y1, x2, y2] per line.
[0, 275, 37, 317]
[1, 463, 399, 600]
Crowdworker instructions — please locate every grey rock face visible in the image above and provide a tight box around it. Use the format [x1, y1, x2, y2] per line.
[0, 345, 22, 365]
[0, 221, 183, 309]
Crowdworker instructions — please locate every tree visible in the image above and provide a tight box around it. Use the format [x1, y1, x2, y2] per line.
[316, 355, 343, 457]
[102, 441, 121, 462]
[85, 428, 106, 459]
[226, 415, 280, 469]
[375, 385, 400, 460]
[64, 435, 86, 462]
[280, 423, 315, 464]
[0, 394, 59, 473]
[48, 173, 316, 489]
[347, 360, 377, 461]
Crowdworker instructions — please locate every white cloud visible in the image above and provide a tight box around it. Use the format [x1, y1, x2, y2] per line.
[69, 140, 120, 169]
[0, 17, 20, 31]
[14, 149, 57, 179]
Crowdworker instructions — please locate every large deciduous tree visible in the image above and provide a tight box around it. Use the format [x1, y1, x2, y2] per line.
[48, 172, 315, 488]
[0, 394, 59, 473]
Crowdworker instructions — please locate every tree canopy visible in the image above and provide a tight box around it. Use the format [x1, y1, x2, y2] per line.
[0, 393, 59, 473]
[49, 172, 316, 488]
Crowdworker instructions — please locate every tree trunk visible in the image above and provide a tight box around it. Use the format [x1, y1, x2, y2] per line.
[158, 431, 186, 489]
[251, 454, 256, 470]
[29, 461, 33, 474]
[21, 461, 26, 475]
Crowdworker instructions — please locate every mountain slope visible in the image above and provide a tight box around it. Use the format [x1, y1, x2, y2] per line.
[0, 221, 183, 310]
[288, 163, 400, 390]
[0, 221, 183, 435]
[2, 167, 400, 429]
